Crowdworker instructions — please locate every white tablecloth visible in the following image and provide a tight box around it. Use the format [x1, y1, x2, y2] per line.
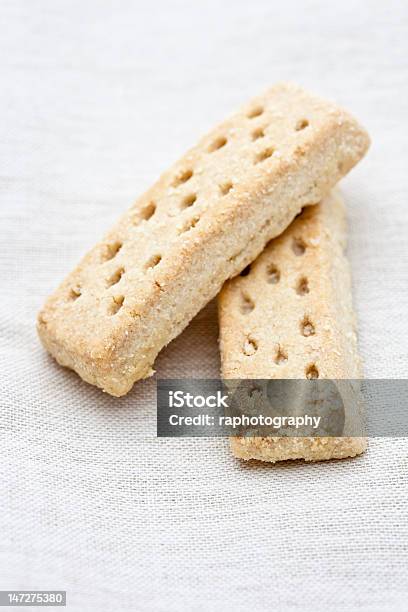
[1, 1, 407, 610]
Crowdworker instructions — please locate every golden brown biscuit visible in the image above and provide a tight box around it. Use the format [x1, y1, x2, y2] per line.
[38, 83, 369, 396]
[218, 192, 367, 462]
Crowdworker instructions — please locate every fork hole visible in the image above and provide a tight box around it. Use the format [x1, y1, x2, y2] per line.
[247, 106, 264, 119]
[68, 287, 81, 301]
[296, 276, 309, 296]
[219, 181, 233, 196]
[208, 136, 227, 152]
[306, 364, 319, 379]
[292, 238, 306, 255]
[252, 127, 265, 140]
[274, 345, 288, 365]
[109, 295, 124, 315]
[300, 316, 315, 337]
[243, 336, 258, 356]
[140, 201, 156, 221]
[255, 147, 274, 164]
[102, 241, 123, 262]
[295, 119, 309, 131]
[179, 216, 200, 234]
[240, 292, 254, 314]
[145, 254, 162, 269]
[266, 264, 280, 284]
[181, 193, 197, 209]
[107, 267, 124, 287]
[173, 169, 193, 187]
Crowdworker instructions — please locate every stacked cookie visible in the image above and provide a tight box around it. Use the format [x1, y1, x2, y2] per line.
[37, 83, 370, 462]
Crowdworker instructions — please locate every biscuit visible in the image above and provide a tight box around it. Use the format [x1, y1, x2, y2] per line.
[218, 192, 367, 462]
[38, 83, 369, 396]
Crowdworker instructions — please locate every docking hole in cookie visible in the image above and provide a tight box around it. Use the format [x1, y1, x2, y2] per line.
[102, 241, 123, 262]
[243, 336, 258, 356]
[292, 237, 306, 256]
[145, 254, 162, 269]
[295, 118, 309, 131]
[251, 127, 265, 141]
[208, 136, 227, 152]
[266, 264, 280, 284]
[181, 193, 197, 209]
[219, 181, 233, 196]
[255, 147, 274, 164]
[296, 276, 310, 295]
[306, 364, 319, 379]
[68, 287, 81, 301]
[107, 268, 124, 287]
[109, 295, 124, 315]
[274, 345, 288, 365]
[247, 106, 264, 119]
[140, 202, 156, 221]
[301, 316, 315, 337]
[179, 216, 200, 234]
[173, 169, 193, 187]
[240, 292, 255, 314]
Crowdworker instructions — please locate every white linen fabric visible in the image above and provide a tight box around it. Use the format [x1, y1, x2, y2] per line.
[1, 1, 407, 610]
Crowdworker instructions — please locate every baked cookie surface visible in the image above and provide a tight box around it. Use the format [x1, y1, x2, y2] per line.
[218, 192, 367, 462]
[38, 84, 369, 396]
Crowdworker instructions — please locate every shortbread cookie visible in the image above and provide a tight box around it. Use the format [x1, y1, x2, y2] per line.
[218, 192, 367, 462]
[38, 83, 369, 396]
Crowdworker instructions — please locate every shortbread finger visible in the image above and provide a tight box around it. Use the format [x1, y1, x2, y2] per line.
[38, 83, 369, 396]
[218, 191, 367, 462]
